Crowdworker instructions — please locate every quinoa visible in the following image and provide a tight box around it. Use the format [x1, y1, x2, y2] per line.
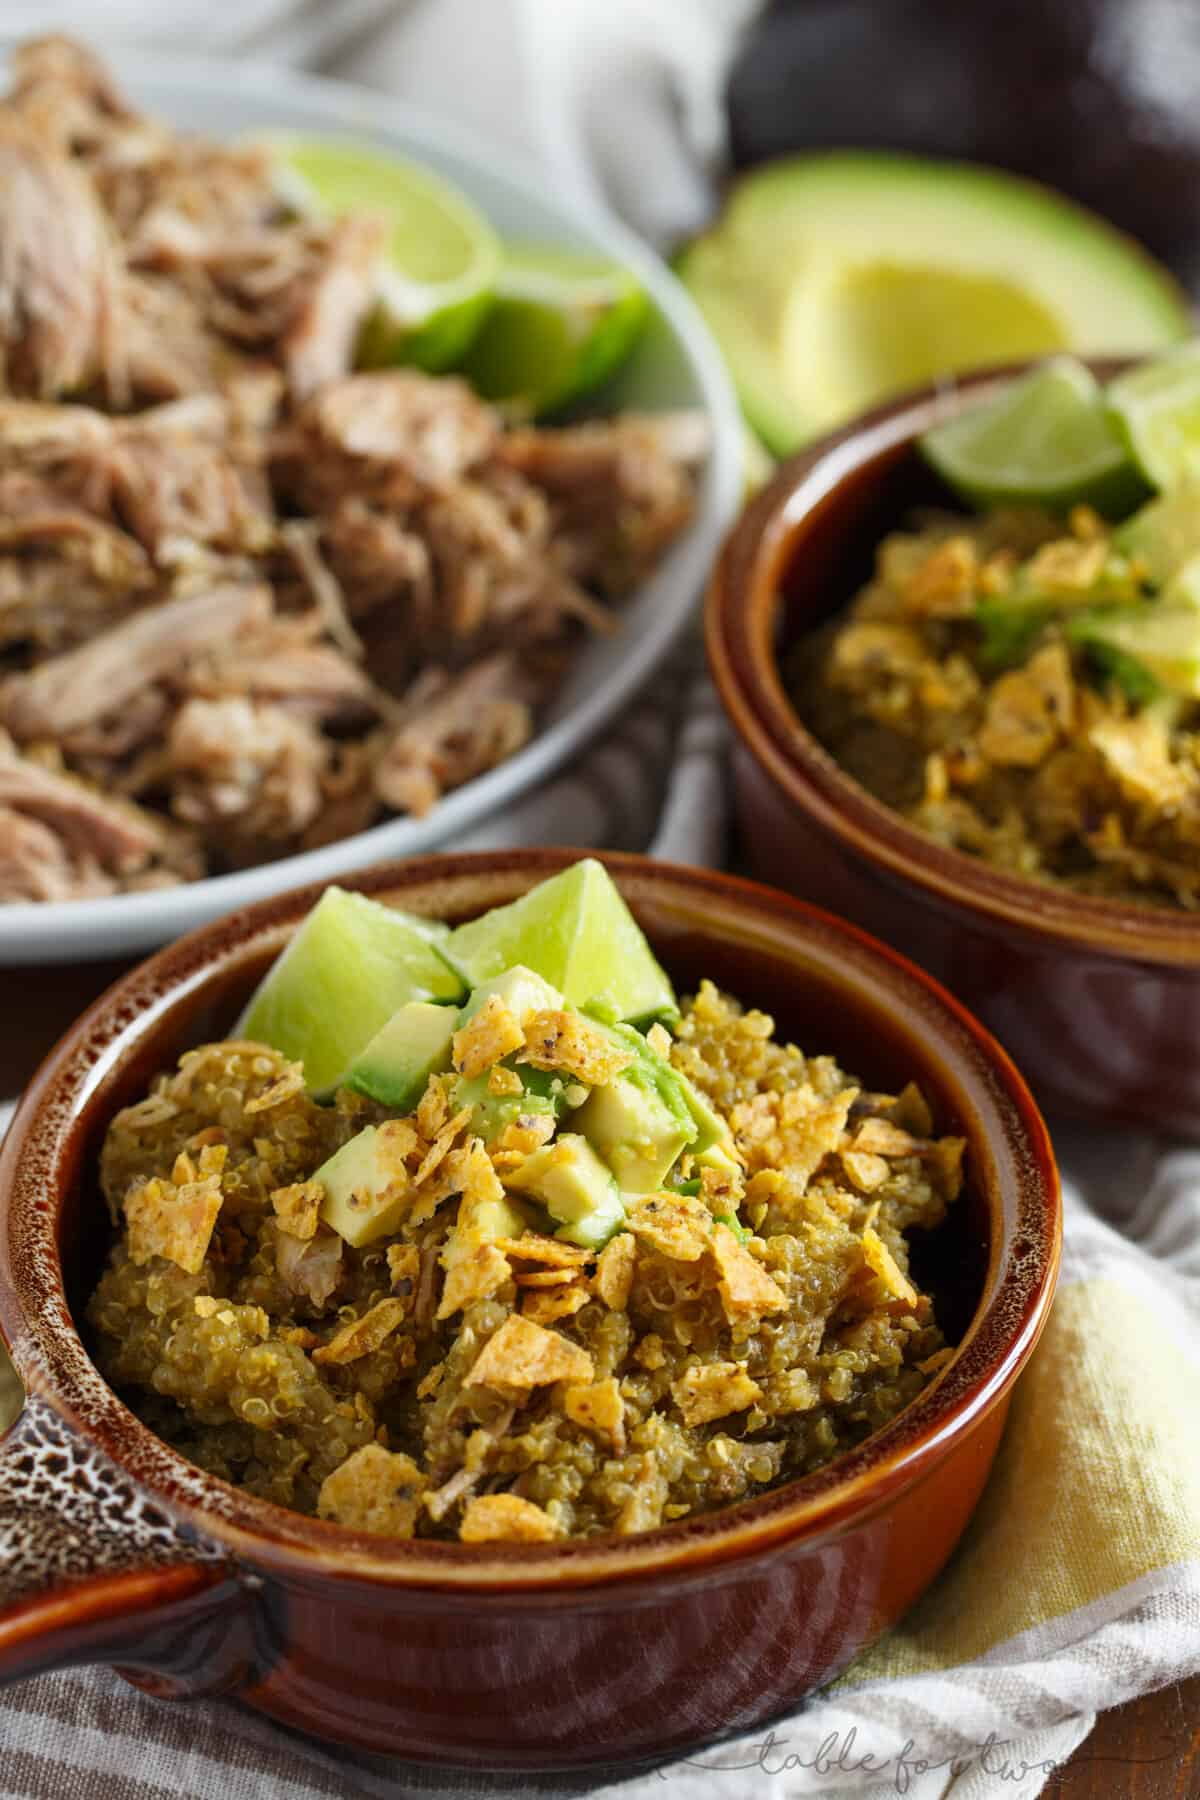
[86, 983, 963, 1542]
[795, 505, 1200, 907]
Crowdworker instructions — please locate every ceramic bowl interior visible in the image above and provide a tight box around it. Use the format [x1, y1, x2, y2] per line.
[713, 361, 1200, 965]
[3, 854, 1057, 1583]
[0, 49, 742, 967]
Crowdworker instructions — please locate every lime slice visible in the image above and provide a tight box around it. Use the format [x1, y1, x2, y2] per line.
[920, 357, 1144, 514]
[1107, 342, 1200, 491]
[268, 135, 500, 372]
[443, 859, 677, 1025]
[237, 886, 464, 1096]
[457, 243, 648, 417]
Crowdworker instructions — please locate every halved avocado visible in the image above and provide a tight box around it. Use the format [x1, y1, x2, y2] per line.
[678, 153, 1190, 455]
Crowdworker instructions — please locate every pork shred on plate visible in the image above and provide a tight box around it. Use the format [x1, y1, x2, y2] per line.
[0, 36, 703, 904]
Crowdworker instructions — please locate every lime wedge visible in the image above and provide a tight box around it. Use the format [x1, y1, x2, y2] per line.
[457, 243, 649, 417]
[920, 358, 1144, 514]
[268, 135, 500, 372]
[237, 886, 464, 1096]
[443, 859, 677, 1025]
[1107, 342, 1200, 491]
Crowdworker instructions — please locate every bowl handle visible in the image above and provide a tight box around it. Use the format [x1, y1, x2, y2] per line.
[0, 1388, 253, 1695]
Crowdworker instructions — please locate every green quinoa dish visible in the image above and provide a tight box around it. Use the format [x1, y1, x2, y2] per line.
[797, 353, 1200, 909]
[87, 861, 963, 1544]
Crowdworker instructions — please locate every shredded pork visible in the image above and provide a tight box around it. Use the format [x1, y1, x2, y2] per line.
[0, 35, 703, 903]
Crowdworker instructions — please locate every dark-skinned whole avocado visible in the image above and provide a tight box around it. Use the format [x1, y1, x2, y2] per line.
[727, 0, 1200, 291]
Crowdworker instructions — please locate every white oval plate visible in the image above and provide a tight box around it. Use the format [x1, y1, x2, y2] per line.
[0, 48, 741, 964]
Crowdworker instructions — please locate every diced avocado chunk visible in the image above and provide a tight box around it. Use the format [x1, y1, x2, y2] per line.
[237, 887, 464, 1096]
[505, 1132, 625, 1248]
[459, 964, 564, 1025]
[448, 1067, 561, 1144]
[443, 859, 677, 1025]
[315, 1125, 412, 1247]
[1068, 604, 1200, 699]
[345, 1001, 460, 1111]
[679, 1078, 742, 1177]
[573, 1074, 693, 1194]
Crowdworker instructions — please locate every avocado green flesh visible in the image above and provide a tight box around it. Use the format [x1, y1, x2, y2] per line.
[443, 860, 677, 1026]
[315, 1126, 408, 1247]
[448, 1066, 562, 1144]
[237, 887, 464, 1097]
[679, 154, 1190, 455]
[506, 1133, 626, 1249]
[346, 1001, 459, 1110]
[574, 1072, 693, 1195]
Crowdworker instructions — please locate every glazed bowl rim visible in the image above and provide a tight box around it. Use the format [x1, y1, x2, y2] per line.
[0, 849, 1060, 1591]
[706, 357, 1200, 966]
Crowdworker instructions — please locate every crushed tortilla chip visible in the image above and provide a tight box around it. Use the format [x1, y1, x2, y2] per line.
[841, 1149, 890, 1192]
[625, 1192, 711, 1262]
[672, 1361, 762, 1426]
[317, 1445, 427, 1537]
[386, 1242, 421, 1292]
[861, 1225, 919, 1309]
[416, 1076, 450, 1138]
[412, 1107, 473, 1189]
[730, 1084, 857, 1187]
[497, 1233, 591, 1267]
[487, 1064, 524, 1096]
[271, 1179, 324, 1240]
[592, 1231, 636, 1309]
[465, 1314, 593, 1391]
[489, 1114, 557, 1161]
[125, 1159, 224, 1275]
[646, 1023, 673, 1059]
[437, 1243, 511, 1319]
[522, 1281, 589, 1326]
[313, 1296, 408, 1365]
[563, 1376, 625, 1450]
[853, 1117, 920, 1157]
[514, 1267, 576, 1288]
[519, 1010, 633, 1085]
[452, 996, 526, 1079]
[459, 1492, 561, 1543]
[709, 1223, 788, 1322]
[243, 1061, 306, 1114]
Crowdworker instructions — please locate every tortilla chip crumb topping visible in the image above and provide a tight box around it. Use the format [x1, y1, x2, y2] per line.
[271, 1179, 324, 1240]
[672, 1361, 762, 1427]
[317, 1445, 428, 1537]
[592, 1231, 637, 1309]
[459, 1492, 561, 1543]
[125, 1141, 227, 1273]
[519, 1009, 633, 1085]
[466, 1314, 594, 1391]
[452, 996, 526, 1079]
[313, 1296, 408, 1365]
[563, 1377, 626, 1451]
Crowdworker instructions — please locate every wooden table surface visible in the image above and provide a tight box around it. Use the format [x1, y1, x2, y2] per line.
[2, 957, 1197, 1795]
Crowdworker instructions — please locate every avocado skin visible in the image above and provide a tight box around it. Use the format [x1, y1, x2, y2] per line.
[727, 0, 1200, 288]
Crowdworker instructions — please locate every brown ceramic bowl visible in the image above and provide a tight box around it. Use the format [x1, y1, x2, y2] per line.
[0, 851, 1059, 1769]
[708, 360, 1200, 1135]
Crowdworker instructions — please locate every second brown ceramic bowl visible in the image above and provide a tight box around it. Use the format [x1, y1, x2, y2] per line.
[708, 362, 1200, 1135]
[0, 852, 1058, 1767]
